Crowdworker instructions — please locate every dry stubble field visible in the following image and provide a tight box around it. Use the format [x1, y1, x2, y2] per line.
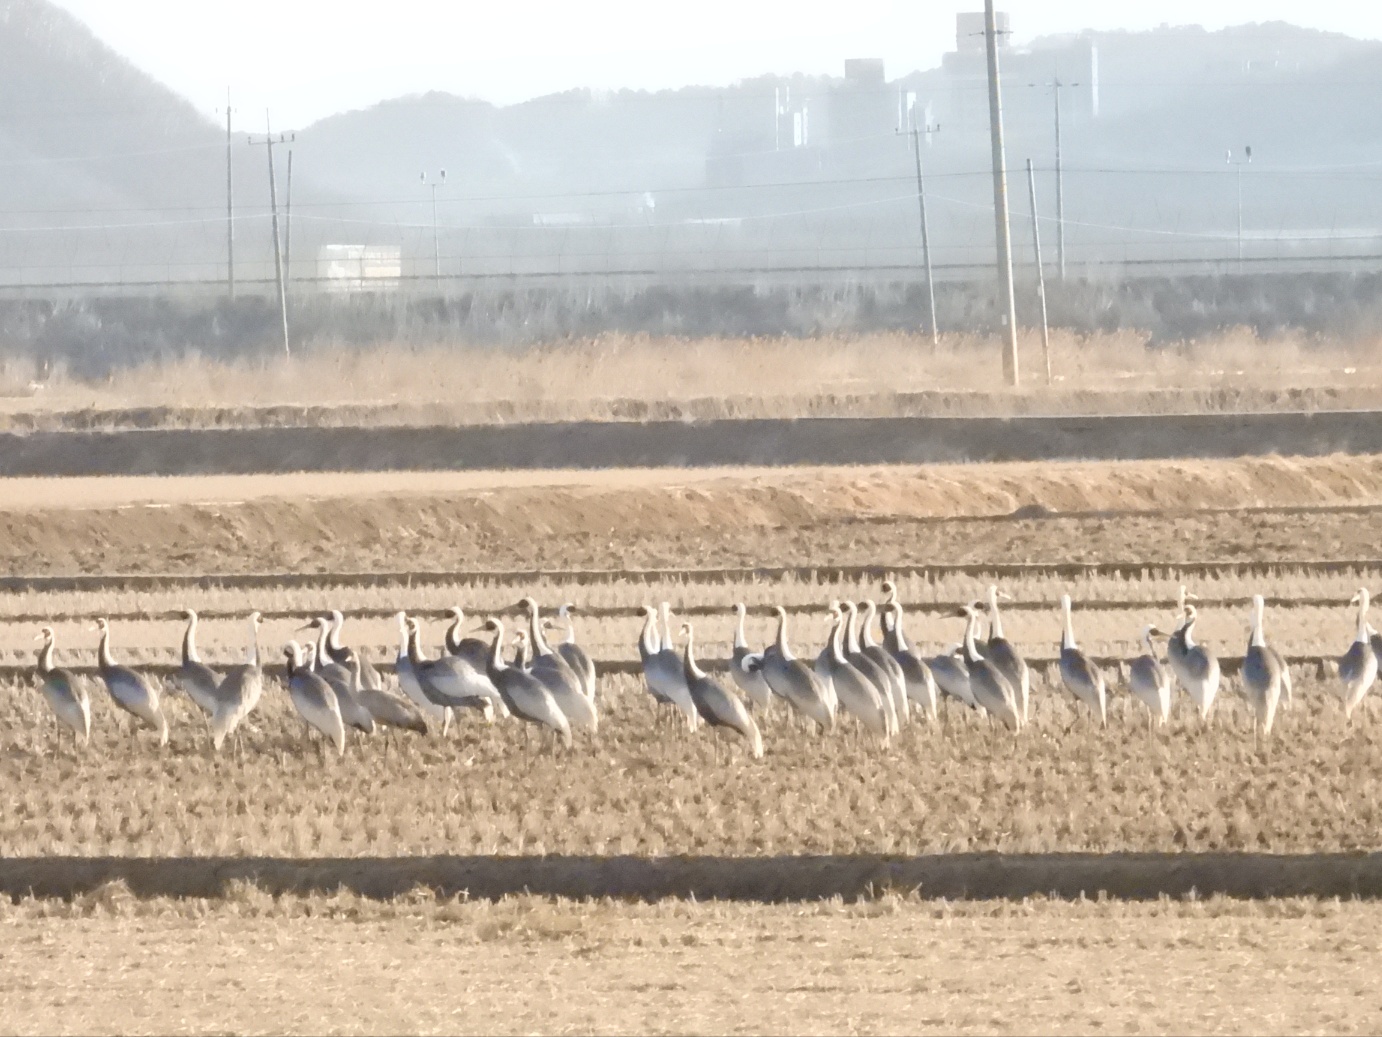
[5, 449, 1382, 1033]
[5, 894, 1382, 1035]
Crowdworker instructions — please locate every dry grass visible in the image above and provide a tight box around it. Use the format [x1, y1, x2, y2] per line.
[3, 892, 1381, 1034]
[3, 659, 1380, 859]
[11, 328, 1381, 422]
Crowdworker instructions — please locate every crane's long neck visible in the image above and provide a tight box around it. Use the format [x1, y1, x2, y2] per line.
[660, 605, 674, 653]
[775, 610, 793, 662]
[315, 623, 330, 671]
[988, 589, 1005, 640]
[247, 617, 260, 669]
[1357, 592, 1371, 644]
[639, 611, 659, 657]
[683, 628, 705, 681]
[860, 601, 879, 648]
[528, 604, 553, 656]
[97, 626, 114, 671]
[1183, 613, 1199, 650]
[830, 612, 847, 664]
[39, 636, 55, 673]
[489, 623, 507, 672]
[562, 610, 576, 645]
[1250, 600, 1267, 648]
[1061, 601, 1076, 651]
[1143, 630, 1156, 655]
[183, 615, 200, 664]
[889, 604, 911, 652]
[407, 625, 425, 665]
[734, 606, 748, 650]
[845, 604, 862, 654]
[327, 613, 345, 656]
[963, 610, 983, 662]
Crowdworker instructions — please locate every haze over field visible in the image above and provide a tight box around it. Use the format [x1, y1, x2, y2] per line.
[4, 0, 1382, 286]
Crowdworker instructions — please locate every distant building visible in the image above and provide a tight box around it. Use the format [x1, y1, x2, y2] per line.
[940, 12, 1099, 130]
[317, 244, 401, 293]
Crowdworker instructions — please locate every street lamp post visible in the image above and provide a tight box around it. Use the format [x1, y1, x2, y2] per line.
[421, 170, 446, 287]
[1227, 145, 1252, 271]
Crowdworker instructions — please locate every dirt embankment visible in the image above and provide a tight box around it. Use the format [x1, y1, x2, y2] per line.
[0, 455, 1380, 575]
[4, 384, 1378, 433]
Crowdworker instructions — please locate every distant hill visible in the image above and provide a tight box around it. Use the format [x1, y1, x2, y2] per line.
[4, 6, 1382, 287]
[0, 0, 225, 212]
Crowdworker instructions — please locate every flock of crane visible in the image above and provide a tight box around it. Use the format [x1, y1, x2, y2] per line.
[26, 582, 1382, 758]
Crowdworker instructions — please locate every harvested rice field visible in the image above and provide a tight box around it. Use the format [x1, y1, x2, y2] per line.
[6, 451, 1382, 1034]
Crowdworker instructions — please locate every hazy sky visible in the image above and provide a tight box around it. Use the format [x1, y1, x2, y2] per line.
[49, 1, 1382, 129]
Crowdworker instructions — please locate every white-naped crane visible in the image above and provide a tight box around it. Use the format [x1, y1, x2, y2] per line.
[483, 618, 571, 749]
[444, 606, 494, 673]
[34, 626, 90, 750]
[283, 640, 345, 758]
[1336, 588, 1378, 723]
[555, 603, 598, 703]
[841, 601, 898, 735]
[314, 640, 377, 736]
[94, 617, 169, 746]
[175, 609, 221, 719]
[1168, 600, 1220, 725]
[927, 607, 980, 715]
[407, 617, 497, 723]
[1242, 594, 1284, 744]
[1127, 625, 1172, 731]
[752, 604, 834, 733]
[858, 599, 909, 727]
[210, 610, 264, 752]
[304, 615, 352, 692]
[816, 603, 889, 741]
[323, 609, 385, 693]
[959, 602, 1021, 733]
[880, 584, 938, 723]
[680, 622, 764, 759]
[984, 585, 1030, 725]
[1058, 594, 1107, 728]
[349, 646, 429, 739]
[394, 612, 452, 735]
[519, 597, 597, 734]
[637, 604, 699, 730]
[730, 603, 773, 713]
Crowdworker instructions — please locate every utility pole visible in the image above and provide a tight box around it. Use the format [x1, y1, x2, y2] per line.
[421, 170, 446, 287]
[222, 89, 234, 300]
[283, 149, 293, 298]
[1052, 79, 1069, 281]
[1227, 145, 1252, 271]
[899, 108, 940, 347]
[249, 112, 294, 359]
[1026, 76, 1079, 281]
[983, 0, 1019, 387]
[1026, 159, 1052, 386]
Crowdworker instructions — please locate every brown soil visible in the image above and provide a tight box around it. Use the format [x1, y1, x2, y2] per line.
[2, 455, 1381, 576]
[2, 896, 1379, 1035]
